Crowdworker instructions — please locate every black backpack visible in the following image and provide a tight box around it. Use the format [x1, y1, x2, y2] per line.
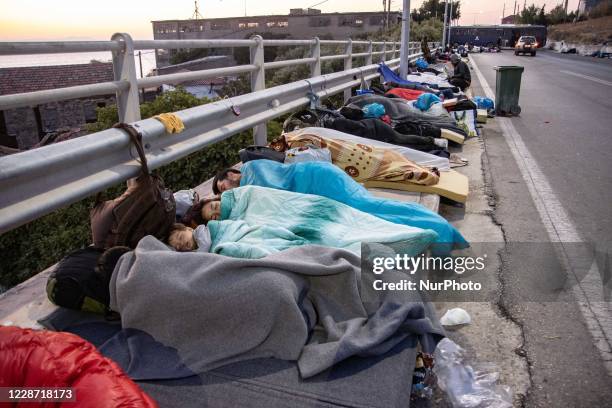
[46, 246, 129, 315]
[238, 145, 286, 163]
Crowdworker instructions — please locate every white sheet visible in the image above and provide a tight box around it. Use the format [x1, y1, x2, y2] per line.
[292, 127, 451, 171]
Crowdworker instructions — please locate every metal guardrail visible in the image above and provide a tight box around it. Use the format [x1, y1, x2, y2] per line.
[0, 34, 438, 234]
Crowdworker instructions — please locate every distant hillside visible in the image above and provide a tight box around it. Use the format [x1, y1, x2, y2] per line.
[548, 16, 612, 44]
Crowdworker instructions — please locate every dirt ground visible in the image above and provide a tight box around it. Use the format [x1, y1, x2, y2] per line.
[548, 15, 612, 43]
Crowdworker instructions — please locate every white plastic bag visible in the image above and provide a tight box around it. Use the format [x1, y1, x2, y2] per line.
[173, 189, 198, 219]
[285, 146, 332, 163]
[440, 308, 472, 326]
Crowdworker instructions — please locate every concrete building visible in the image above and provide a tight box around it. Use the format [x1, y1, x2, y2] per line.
[579, 0, 606, 15]
[501, 15, 519, 24]
[155, 56, 236, 99]
[0, 63, 115, 150]
[151, 8, 397, 67]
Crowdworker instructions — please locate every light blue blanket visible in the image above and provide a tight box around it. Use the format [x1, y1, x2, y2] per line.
[207, 186, 437, 259]
[239, 160, 468, 254]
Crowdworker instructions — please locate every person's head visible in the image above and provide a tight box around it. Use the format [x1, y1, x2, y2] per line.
[201, 197, 222, 222]
[168, 223, 196, 252]
[212, 168, 241, 195]
[450, 54, 460, 65]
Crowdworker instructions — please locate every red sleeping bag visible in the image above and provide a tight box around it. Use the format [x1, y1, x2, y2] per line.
[385, 88, 425, 101]
[0, 326, 158, 408]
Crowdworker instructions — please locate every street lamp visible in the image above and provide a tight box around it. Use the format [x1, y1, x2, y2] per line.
[399, 0, 411, 79]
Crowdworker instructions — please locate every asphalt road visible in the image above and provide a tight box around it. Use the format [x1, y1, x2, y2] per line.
[474, 49, 612, 244]
[470, 50, 612, 406]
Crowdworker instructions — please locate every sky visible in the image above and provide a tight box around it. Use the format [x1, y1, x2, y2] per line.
[0, 0, 580, 41]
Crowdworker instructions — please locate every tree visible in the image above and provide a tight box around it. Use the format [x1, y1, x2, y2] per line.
[412, 18, 445, 42]
[518, 4, 541, 24]
[536, 6, 547, 25]
[412, 0, 461, 23]
[547, 4, 567, 25]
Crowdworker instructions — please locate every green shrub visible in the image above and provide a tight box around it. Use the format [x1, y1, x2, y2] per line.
[0, 88, 282, 291]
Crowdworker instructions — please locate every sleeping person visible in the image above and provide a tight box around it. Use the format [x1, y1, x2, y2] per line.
[169, 185, 438, 259]
[212, 160, 468, 254]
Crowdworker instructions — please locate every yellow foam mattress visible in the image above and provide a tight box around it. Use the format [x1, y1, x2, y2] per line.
[441, 128, 465, 144]
[364, 169, 469, 203]
[477, 109, 488, 123]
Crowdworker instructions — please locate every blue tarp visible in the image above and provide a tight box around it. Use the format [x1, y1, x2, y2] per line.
[379, 62, 419, 86]
[240, 160, 469, 254]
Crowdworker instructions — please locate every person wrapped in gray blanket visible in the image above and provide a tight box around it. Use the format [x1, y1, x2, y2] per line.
[110, 236, 445, 379]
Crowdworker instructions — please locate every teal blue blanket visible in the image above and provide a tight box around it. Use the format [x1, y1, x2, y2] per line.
[239, 160, 468, 254]
[207, 186, 437, 259]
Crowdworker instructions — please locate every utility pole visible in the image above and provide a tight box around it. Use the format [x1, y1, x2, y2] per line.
[399, 0, 411, 79]
[138, 51, 145, 102]
[514, 0, 517, 16]
[442, 0, 449, 49]
[383, 0, 387, 29]
[388, 0, 392, 26]
[448, 1, 454, 46]
[503, 2, 506, 19]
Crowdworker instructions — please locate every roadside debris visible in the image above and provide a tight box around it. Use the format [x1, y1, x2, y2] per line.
[434, 338, 513, 408]
[440, 307, 472, 326]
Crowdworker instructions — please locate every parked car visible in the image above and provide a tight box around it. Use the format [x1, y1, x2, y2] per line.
[515, 36, 538, 56]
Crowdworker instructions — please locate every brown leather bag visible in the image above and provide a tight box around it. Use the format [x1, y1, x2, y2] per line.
[90, 123, 176, 249]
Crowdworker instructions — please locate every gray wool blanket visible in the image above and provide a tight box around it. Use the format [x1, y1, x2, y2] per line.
[109, 236, 444, 378]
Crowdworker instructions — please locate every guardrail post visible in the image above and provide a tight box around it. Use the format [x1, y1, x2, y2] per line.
[310, 37, 321, 77]
[111, 33, 141, 123]
[381, 41, 387, 62]
[365, 40, 373, 87]
[250, 35, 267, 145]
[343, 39, 352, 102]
[391, 41, 397, 59]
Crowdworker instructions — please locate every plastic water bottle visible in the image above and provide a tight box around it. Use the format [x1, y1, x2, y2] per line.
[433, 338, 512, 408]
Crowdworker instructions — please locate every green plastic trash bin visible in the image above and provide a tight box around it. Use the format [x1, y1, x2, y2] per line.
[494, 65, 524, 116]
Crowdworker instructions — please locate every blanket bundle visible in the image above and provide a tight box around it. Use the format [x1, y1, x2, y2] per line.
[239, 160, 468, 251]
[208, 186, 438, 258]
[274, 132, 440, 186]
[109, 237, 445, 379]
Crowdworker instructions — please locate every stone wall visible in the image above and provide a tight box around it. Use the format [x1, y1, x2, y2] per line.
[3, 107, 39, 150]
[1, 96, 115, 149]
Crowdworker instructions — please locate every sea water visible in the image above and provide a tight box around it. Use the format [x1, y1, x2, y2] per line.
[0, 51, 157, 78]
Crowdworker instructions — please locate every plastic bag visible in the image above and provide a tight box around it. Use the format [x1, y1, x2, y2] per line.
[433, 338, 513, 408]
[473, 96, 495, 110]
[174, 189, 198, 220]
[415, 57, 429, 69]
[415, 93, 442, 111]
[440, 308, 472, 326]
[362, 103, 386, 118]
[285, 146, 332, 163]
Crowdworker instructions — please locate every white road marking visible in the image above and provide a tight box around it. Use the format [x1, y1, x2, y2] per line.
[471, 56, 612, 375]
[560, 70, 612, 87]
